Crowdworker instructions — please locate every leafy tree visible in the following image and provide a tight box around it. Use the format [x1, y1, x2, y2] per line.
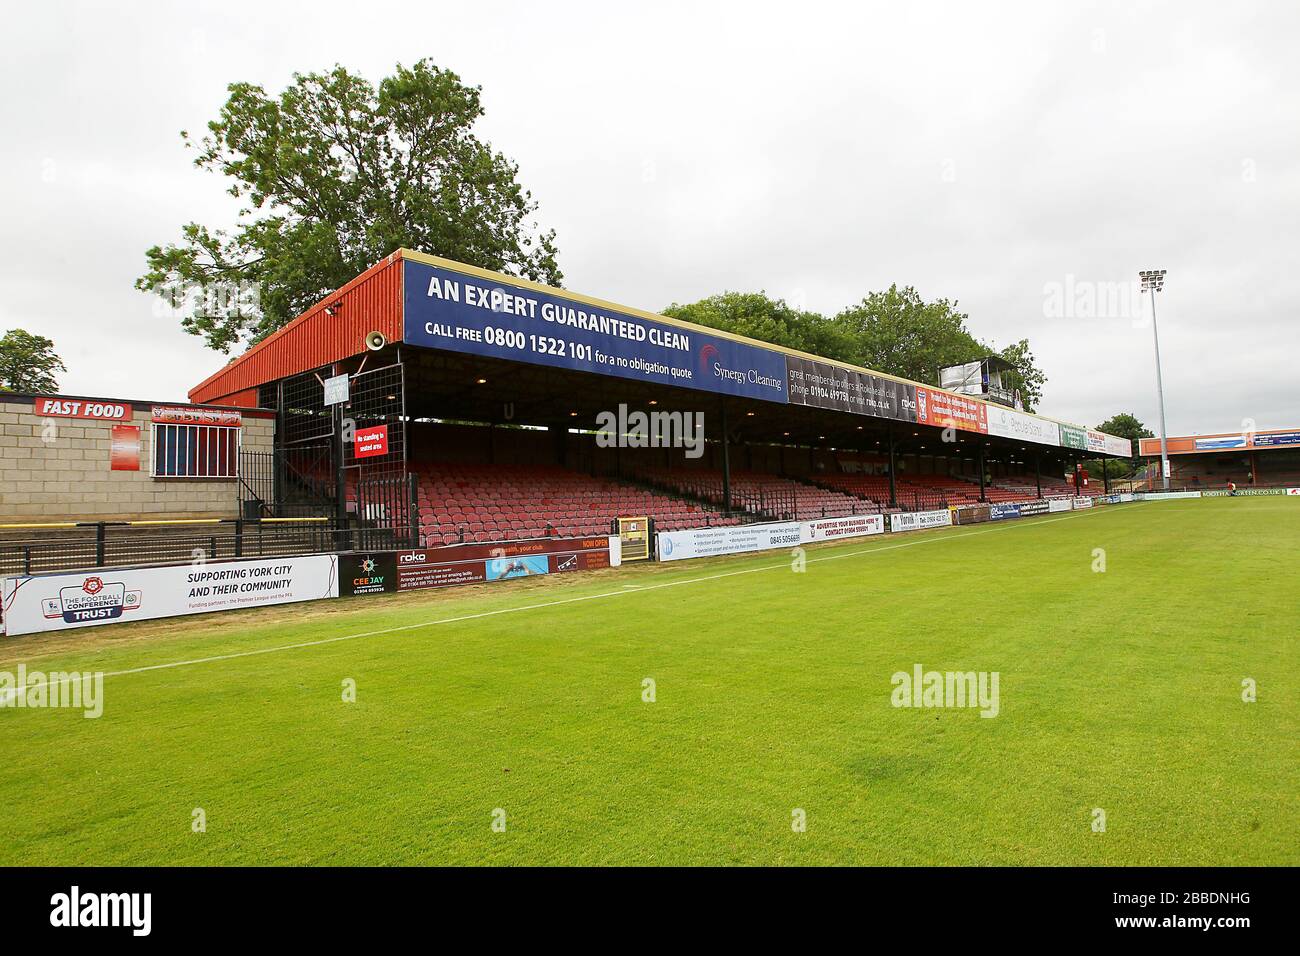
[833, 286, 979, 384]
[0, 328, 65, 393]
[1095, 412, 1154, 458]
[661, 292, 851, 359]
[139, 60, 562, 352]
[665, 283, 1049, 412]
[832, 286, 1047, 412]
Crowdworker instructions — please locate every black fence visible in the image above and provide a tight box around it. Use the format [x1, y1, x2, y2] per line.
[0, 517, 412, 577]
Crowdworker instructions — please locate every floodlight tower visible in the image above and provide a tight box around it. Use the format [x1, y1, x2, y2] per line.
[1139, 269, 1170, 490]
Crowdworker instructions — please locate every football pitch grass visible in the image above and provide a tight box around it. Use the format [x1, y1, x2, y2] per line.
[1, 497, 1295, 866]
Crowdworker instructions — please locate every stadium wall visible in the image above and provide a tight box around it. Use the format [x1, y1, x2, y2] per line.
[0, 393, 275, 522]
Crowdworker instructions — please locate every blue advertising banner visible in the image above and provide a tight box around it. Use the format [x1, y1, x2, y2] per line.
[1194, 436, 1247, 450]
[989, 503, 1021, 521]
[1252, 431, 1300, 447]
[403, 260, 788, 403]
[485, 554, 549, 580]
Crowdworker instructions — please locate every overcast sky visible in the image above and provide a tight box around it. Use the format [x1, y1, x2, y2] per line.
[2, 0, 1296, 434]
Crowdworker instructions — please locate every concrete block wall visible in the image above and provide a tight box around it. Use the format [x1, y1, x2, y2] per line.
[0, 396, 275, 522]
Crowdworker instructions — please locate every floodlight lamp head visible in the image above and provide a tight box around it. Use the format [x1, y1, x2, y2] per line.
[1139, 269, 1167, 293]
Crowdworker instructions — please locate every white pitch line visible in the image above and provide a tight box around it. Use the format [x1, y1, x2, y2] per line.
[4, 504, 1139, 695]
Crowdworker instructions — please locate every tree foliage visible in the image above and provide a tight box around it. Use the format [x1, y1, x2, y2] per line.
[139, 60, 562, 353]
[0, 328, 65, 393]
[663, 284, 1048, 412]
[1095, 412, 1154, 458]
[661, 292, 852, 360]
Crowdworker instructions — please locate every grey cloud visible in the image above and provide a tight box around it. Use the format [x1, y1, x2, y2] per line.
[1, 0, 1295, 435]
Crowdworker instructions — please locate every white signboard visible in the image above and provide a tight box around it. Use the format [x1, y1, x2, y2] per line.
[1139, 491, 1202, 501]
[1072, 496, 1094, 509]
[938, 360, 983, 396]
[2, 555, 339, 637]
[1085, 430, 1107, 454]
[888, 509, 953, 533]
[323, 373, 350, 406]
[1102, 433, 1132, 457]
[657, 521, 802, 562]
[1048, 498, 1074, 513]
[984, 406, 1061, 447]
[802, 514, 885, 542]
[1288, 488, 1300, 496]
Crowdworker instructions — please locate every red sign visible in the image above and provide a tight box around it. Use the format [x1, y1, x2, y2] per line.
[35, 397, 132, 421]
[354, 425, 389, 459]
[915, 386, 988, 434]
[395, 537, 610, 591]
[110, 424, 141, 471]
[151, 405, 242, 427]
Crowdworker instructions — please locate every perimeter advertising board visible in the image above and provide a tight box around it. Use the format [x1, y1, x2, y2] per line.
[339, 536, 617, 596]
[888, 509, 953, 532]
[404, 259, 788, 403]
[802, 514, 885, 541]
[1, 555, 339, 637]
[952, 504, 991, 525]
[784, 358, 916, 422]
[1202, 488, 1287, 497]
[657, 522, 802, 562]
[656, 513, 887, 562]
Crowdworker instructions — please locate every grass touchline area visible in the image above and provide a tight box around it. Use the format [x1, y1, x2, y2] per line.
[1, 497, 1294, 866]
[6, 503, 1130, 687]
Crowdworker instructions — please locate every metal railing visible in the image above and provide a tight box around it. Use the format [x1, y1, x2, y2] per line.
[0, 517, 389, 577]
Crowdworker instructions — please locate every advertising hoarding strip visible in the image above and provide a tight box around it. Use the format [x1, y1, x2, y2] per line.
[339, 536, 618, 596]
[1, 555, 339, 637]
[785, 357, 917, 422]
[888, 509, 953, 533]
[657, 514, 886, 562]
[398, 253, 1107, 450]
[404, 260, 788, 404]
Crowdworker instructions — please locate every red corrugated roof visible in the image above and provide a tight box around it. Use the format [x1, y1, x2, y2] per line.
[188, 251, 405, 405]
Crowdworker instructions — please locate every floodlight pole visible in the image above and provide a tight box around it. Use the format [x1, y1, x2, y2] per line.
[1142, 270, 1172, 491]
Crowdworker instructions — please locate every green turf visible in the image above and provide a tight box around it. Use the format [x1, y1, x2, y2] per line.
[1, 497, 1295, 865]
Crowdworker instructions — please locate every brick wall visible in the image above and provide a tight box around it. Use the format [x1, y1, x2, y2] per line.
[0, 397, 275, 522]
